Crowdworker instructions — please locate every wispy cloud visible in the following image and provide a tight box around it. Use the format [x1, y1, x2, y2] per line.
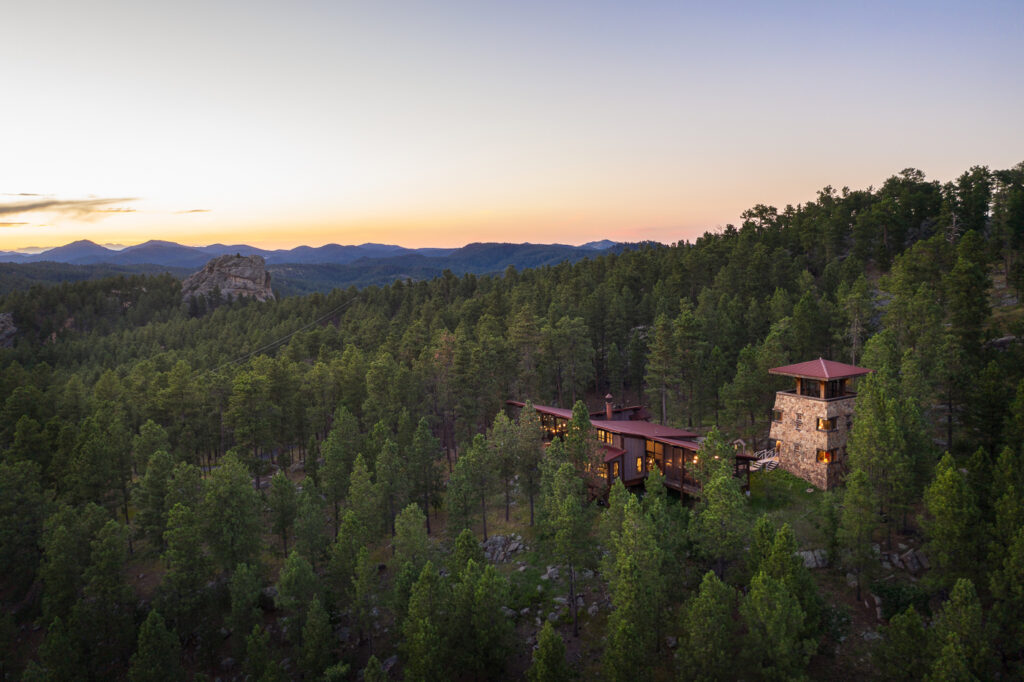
[0, 196, 138, 221]
[0, 222, 30, 227]
[2, 193, 43, 197]
[175, 208, 211, 214]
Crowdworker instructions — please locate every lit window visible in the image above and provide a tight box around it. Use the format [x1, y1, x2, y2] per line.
[771, 409, 783, 422]
[612, 462, 619, 479]
[774, 440, 782, 453]
[817, 417, 836, 432]
[597, 429, 613, 444]
[635, 457, 642, 473]
[816, 449, 834, 463]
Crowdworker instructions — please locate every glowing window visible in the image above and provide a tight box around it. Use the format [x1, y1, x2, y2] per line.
[771, 409, 783, 422]
[635, 457, 643, 474]
[597, 429, 613, 444]
[816, 449, 835, 463]
[611, 462, 620, 479]
[817, 417, 836, 432]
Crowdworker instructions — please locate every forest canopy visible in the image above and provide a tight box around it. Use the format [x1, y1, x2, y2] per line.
[1, 162, 1023, 680]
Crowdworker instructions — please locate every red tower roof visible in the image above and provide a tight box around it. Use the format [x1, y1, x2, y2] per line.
[768, 357, 872, 380]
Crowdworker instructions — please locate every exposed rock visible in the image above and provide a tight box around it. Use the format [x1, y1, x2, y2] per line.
[181, 254, 275, 302]
[666, 636, 678, 649]
[382, 655, 398, 673]
[540, 565, 560, 581]
[0, 313, 15, 348]
[899, 550, 919, 573]
[553, 596, 567, 605]
[588, 603, 599, 617]
[500, 606, 517, 618]
[482, 533, 527, 563]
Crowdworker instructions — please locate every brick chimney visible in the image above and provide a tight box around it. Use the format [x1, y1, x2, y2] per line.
[605, 393, 614, 421]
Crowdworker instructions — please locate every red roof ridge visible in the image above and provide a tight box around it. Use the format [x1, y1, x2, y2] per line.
[768, 357, 872, 380]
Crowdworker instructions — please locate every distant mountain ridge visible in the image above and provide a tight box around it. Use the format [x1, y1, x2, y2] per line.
[0, 238, 618, 269]
[0, 238, 632, 295]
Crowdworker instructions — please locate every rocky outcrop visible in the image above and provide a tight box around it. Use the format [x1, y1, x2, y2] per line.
[181, 254, 275, 302]
[0, 313, 16, 348]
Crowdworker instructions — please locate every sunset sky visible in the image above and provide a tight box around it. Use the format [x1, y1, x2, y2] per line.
[2, 0, 1022, 252]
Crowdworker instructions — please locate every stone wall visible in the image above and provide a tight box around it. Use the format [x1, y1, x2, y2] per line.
[767, 391, 857, 489]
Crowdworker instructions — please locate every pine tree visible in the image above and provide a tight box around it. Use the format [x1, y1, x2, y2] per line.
[402, 562, 449, 682]
[528, 621, 571, 682]
[321, 406, 360, 534]
[276, 551, 318, 641]
[873, 605, 927, 682]
[352, 546, 378, 651]
[393, 503, 430, 572]
[362, 655, 388, 682]
[228, 563, 262, 656]
[301, 596, 333, 679]
[408, 417, 442, 534]
[740, 571, 815, 680]
[294, 487, 329, 569]
[376, 438, 407, 536]
[603, 495, 665, 678]
[694, 471, 747, 578]
[244, 625, 285, 682]
[447, 434, 495, 539]
[516, 402, 544, 526]
[267, 471, 298, 556]
[921, 453, 981, 589]
[547, 462, 592, 637]
[679, 571, 739, 682]
[488, 411, 520, 522]
[158, 503, 210, 637]
[837, 469, 877, 600]
[347, 453, 379, 542]
[129, 609, 184, 682]
[327, 510, 361, 607]
[134, 450, 175, 550]
[201, 453, 261, 574]
[928, 578, 996, 680]
[747, 514, 775, 577]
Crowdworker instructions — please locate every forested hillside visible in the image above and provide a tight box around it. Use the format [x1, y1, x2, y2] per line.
[1, 163, 1023, 680]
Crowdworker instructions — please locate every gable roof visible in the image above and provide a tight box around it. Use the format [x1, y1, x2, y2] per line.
[768, 357, 872, 380]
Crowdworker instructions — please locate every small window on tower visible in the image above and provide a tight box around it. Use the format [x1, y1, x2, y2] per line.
[817, 449, 834, 463]
[817, 417, 836, 431]
[772, 409, 783, 422]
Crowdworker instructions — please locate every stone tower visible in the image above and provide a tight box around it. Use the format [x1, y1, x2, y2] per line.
[767, 358, 871, 490]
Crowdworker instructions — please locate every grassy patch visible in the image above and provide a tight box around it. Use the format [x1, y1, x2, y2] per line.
[747, 468, 830, 548]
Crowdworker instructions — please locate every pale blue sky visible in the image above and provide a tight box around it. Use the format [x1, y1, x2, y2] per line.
[1, 0, 1021, 249]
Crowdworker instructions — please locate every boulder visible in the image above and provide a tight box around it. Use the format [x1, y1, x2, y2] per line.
[181, 254, 275, 302]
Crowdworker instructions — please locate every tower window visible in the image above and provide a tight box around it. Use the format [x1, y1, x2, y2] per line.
[771, 409, 783, 422]
[816, 449, 836, 463]
[817, 417, 836, 431]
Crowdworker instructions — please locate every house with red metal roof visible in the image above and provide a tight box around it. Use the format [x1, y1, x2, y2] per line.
[508, 396, 751, 496]
[767, 357, 872, 489]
